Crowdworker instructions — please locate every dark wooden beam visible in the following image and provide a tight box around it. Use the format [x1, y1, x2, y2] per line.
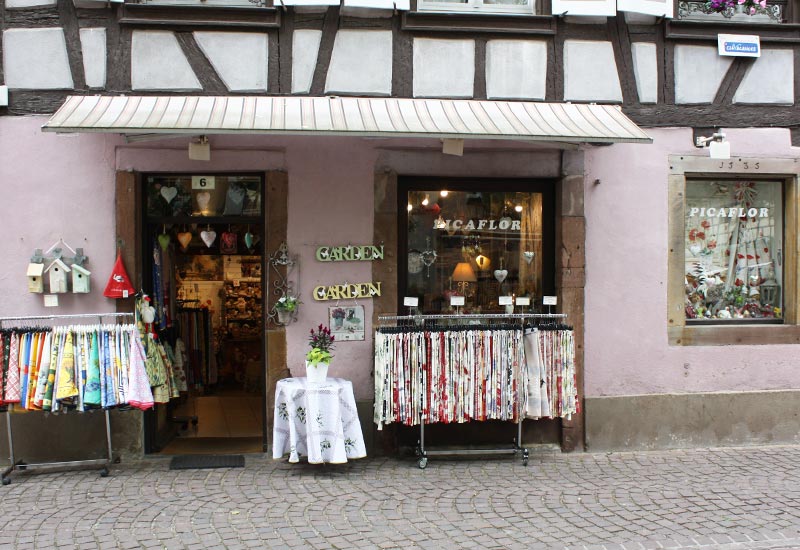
[106, 7, 132, 93]
[5, 5, 59, 27]
[608, 15, 639, 105]
[310, 7, 339, 95]
[392, 14, 413, 98]
[57, 0, 85, 90]
[175, 31, 228, 94]
[401, 11, 556, 35]
[277, 8, 293, 94]
[713, 57, 755, 106]
[474, 37, 487, 100]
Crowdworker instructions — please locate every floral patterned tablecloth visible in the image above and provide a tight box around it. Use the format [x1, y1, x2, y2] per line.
[272, 377, 367, 464]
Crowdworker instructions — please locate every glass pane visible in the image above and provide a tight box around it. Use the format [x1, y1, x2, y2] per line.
[404, 189, 543, 314]
[145, 175, 262, 218]
[684, 180, 783, 322]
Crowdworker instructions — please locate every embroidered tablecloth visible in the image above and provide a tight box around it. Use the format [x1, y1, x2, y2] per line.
[272, 377, 367, 464]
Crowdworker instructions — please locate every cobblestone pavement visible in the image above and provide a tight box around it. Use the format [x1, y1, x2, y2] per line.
[1, 445, 800, 550]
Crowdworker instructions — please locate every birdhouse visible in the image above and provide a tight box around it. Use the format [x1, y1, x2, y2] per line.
[71, 264, 91, 294]
[45, 259, 71, 294]
[27, 263, 44, 293]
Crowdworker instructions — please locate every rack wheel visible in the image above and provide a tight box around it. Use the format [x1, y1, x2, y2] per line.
[2, 477, 9, 485]
[100, 468, 109, 478]
[522, 450, 529, 467]
[417, 457, 427, 469]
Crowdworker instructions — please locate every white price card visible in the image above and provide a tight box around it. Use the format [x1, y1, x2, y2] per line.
[516, 297, 530, 306]
[450, 296, 465, 307]
[543, 296, 558, 306]
[498, 296, 513, 306]
[403, 297, 419, 307]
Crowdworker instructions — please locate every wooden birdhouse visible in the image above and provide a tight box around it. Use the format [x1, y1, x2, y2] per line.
[27, 263, 44, 293]
[71, 264, 91, 294]
[45, 259, 71, 294]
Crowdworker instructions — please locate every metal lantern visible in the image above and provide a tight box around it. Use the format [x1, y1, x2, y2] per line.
[760, 278, 780, 306]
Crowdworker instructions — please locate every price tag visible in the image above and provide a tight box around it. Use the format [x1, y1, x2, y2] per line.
[543, 296, 557, 306]
[450, 296, 465, 307]
[403, 297, 419, 307]
[122, 290, 129, 299]
[192, 176, 216, 190]
[498, 296, 513, 306]
[516, 297, 530, 306]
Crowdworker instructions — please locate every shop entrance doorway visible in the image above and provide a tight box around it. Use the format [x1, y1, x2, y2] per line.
[141, 173, 266, 455]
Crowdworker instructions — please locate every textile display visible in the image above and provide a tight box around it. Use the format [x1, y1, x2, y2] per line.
[373, 327, 527, 430]
[374, 324, 579, 430]
[176, 308, 216, 389]
[273, 377, 367, 464]
[0, 324, 158, 412]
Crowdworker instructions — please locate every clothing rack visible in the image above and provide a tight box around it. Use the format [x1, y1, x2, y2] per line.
[376, 312, 568, 469]
[0, 311, 135, 485]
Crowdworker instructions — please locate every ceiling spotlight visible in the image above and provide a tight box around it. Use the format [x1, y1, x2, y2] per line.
[407, 204, 413, 212]
[421, 194, 430, 206]
[440, 190, 449, 197]
[514, 205, 523, 213]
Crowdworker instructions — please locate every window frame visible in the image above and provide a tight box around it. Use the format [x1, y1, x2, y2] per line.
[416, 0, 536, 16]
[668, 155, 800, 346]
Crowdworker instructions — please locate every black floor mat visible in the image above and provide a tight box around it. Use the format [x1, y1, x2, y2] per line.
[169, 454, 245, 470]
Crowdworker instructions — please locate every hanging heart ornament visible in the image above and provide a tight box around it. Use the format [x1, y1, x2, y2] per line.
[142, 305, 156, 324]
[420, 250, 437, 267]
[494, 269, 508, 283]
[157, 233, 171, 251]
[177, 232, 193, 250]
[523, 251, 535, 265]
[244, 231, 254, 249]
[200, 230, 217, 248]
[160, 187, 178, 204]
[197, 191, 211, 211]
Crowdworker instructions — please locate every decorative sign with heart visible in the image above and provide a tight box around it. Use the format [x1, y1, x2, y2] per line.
[157, 233, 171, 251]
[200, 230, 217, 248]
[220, 231, 237, 254]
[196, 191, 211, 211]
[420, 250, 437, 267]
[160, 187, 178, 204]
[223, 186, 246, 215]
[494, 269, 508, 284]
[523, 251, 535, 265]
[177, 232, 193, 250]
[244, 231, 254, 250]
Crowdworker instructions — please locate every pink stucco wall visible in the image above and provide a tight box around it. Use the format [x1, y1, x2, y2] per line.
[0, 116, 119, 318]
[584, 127, 800, 398]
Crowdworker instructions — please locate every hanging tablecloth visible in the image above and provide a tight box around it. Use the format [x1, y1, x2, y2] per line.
[273, 377, 366, 464]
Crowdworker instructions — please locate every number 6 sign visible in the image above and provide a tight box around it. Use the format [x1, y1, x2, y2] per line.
[192, 176, 216, 189]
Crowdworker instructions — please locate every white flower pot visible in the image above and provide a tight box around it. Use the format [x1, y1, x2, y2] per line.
[276, 309, 292, 325]
[306, 361, 329, 384]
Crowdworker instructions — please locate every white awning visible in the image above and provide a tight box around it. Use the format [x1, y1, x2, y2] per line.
[42, 95, 652, 144]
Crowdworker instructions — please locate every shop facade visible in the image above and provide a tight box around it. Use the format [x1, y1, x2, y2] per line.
[0, 0, 799, 463]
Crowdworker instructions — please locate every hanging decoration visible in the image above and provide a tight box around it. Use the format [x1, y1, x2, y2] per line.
[220, 231, 238, 254]
[157, 226, 171, 251]
[244, 229, 255, 250]
[200, 227, 217, 248]
[523, 251, 535, 265]
[177, 231, 193, 251]
[196, 191, 211, 212]
[494, 269, 508, 284]
[103, 250, 136, 299]
[160, 186, 178, 204]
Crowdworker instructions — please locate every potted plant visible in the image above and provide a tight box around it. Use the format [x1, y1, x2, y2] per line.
[306, 324, 335, 384]
[331, 307, 346, 329]
[275, 295, 300, 325]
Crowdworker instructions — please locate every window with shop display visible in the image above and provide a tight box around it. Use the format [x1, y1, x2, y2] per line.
[401, 182, 553, 314]
[684, 179, 783, 324]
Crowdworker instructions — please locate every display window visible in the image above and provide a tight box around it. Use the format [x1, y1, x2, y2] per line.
[684, 180, 783, 323]
[400, 179, 554, 313]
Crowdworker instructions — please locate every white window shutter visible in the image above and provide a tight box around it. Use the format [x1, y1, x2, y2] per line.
[617, 0, 673, 17]
[551, 0, 616, 16]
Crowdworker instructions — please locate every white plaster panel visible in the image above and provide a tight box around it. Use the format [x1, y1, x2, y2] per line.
[413, 38, 474, 98]
[292, 30, 322, 94]
[6, 0, 56, 7]
[2, 28, 74, 90]
[131, 30, 201, 91]
[733, 49, 794, 105]
[563, 40, 622, 102]
[194, 32, 268, 92]
[631, 42, 657, 104]
[325, 30, 392, 95]
[79, 28, 107, 89]
[485, 40, 547, 100]
[674, 45, 732, 104]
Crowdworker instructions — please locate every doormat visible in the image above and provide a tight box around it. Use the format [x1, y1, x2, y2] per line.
[169, 454, 245, 470]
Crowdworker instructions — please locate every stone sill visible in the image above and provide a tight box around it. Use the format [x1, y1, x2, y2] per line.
[402, 10, 556, 34]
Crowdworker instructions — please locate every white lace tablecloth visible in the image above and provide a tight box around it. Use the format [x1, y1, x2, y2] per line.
[272, 377, 367, 464]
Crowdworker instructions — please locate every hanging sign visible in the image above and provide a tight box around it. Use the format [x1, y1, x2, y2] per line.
[498, 296, 513, 306]
[313, 282, 382, 301]
[543, 296, 558, 306]
[192, 176, 216, 189]
[516, 297, 531, 306]
[718, 34, 760, 58]
[403, 297, 419, 307]
[450, 296, 465, 307]
[316, 245, 384, 262]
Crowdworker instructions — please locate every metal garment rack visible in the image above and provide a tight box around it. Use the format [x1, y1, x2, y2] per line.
[377, 312, 568, 469]
[0, 312, 135, 484]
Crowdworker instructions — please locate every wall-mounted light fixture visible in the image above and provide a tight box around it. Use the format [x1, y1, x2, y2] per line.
[188, 135, 211, 161]
[695, 132, 730, 160]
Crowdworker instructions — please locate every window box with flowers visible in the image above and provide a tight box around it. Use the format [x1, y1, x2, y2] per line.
[678, 0, 785, 22]
[274, 295, 300, 325]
